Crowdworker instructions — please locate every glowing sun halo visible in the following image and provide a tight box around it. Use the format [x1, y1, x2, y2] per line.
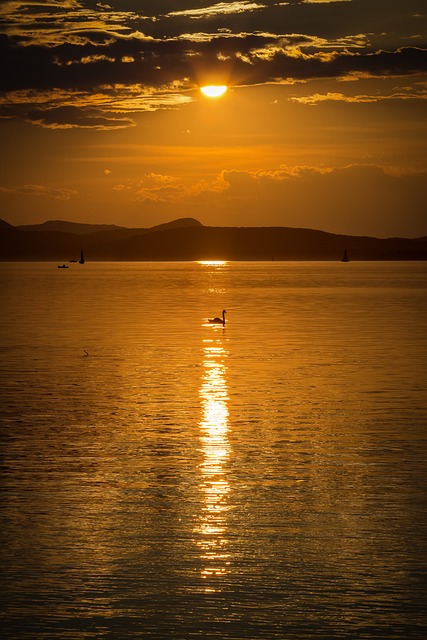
[200, 85, 227, 98]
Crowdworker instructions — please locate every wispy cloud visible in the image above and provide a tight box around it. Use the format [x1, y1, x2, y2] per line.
[290, 88, 427, 105]
[115, 173, 229, 204]
[166, 2, 266, 20]
[0, 184, 78, 199]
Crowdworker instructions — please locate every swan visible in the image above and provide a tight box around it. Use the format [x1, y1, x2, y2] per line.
[208, 310, 226, 325]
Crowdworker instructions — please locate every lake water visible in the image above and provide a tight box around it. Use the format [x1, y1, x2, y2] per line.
[1, 261, 426, 639]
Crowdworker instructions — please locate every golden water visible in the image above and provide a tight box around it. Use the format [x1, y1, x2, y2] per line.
[1, 261, 426, 638]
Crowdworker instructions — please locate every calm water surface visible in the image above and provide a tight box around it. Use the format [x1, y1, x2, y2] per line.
[1, 261, 426, 639]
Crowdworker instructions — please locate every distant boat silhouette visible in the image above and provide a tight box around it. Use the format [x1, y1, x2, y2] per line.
[69, 257, 77, 263]
[341, 248, 350, 262]
[79, 250, 85, 264]
[208, 310, 226, 325]
[57, 264, 69, 269]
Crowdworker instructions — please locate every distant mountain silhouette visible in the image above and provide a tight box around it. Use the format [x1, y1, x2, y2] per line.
[0, 218, 426, 261]
[16, 217, 201, 235]
[149, 218, 202, 232]
[16, 220, 125, 235]
[0, 218, 14, 229]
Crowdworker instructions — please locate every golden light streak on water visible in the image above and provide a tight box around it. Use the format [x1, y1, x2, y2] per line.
[195, 338, 231, 590]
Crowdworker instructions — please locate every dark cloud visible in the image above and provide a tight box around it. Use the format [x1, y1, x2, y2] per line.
[1, 53, 425, 130]
[0, 0, 427, 84]
[1, 29, 426, 90]
[84, 0, 427, 46]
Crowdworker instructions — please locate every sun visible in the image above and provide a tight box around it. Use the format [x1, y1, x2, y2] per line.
[200, 85, 228, 98]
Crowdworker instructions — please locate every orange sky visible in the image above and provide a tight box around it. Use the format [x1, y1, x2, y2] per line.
[0, 1, 426, 237]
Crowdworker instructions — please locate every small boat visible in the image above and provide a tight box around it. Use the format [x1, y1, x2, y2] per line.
[69, 258, 77, 263]
[341, 248, 350, 262]
[79, 250, 85, 264]
[57, 264, 69, 269]
[208, 310, 226, 326]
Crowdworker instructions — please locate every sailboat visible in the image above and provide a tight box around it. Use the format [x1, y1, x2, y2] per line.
[79, 250, 85, 264]
[341, 248, 350, 262]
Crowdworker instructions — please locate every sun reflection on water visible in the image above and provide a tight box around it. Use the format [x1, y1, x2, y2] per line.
[195, 338, 231, 590]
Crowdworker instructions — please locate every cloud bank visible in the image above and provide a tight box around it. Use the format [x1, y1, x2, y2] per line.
[1, 0, 426, 128]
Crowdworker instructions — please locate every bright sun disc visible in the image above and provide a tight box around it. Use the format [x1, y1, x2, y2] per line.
[200, 85, 227, 98]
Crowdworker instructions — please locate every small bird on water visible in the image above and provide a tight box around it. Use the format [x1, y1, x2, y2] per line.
[208, 310, 226, 326]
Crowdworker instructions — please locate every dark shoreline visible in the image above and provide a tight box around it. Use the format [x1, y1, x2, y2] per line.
[1, 218, 426, 261]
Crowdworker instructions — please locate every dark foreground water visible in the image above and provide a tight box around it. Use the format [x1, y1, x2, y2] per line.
[1, 261, 426, 639]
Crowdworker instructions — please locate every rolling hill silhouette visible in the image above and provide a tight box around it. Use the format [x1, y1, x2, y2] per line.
[0, 217, 426, 261]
